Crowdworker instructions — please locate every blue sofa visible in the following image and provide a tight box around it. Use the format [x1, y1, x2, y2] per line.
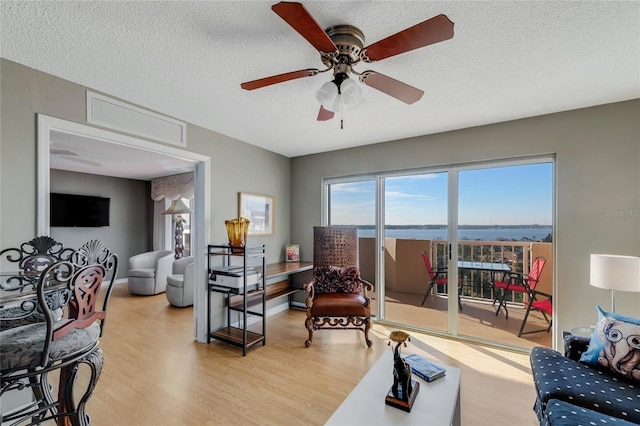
[530, 336, 640, 425]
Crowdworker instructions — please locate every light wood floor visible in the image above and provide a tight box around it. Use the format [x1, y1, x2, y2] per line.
[77, 284, 540, 425]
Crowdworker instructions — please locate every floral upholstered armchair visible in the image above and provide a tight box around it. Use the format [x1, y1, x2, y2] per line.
[304, 226, 373, 348]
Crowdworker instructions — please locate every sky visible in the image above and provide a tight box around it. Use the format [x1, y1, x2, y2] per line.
[329, 162, 553, 226]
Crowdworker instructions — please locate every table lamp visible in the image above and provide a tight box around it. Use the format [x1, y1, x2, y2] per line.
[590, 254, 640, 313]
[162, 198, 192, 259]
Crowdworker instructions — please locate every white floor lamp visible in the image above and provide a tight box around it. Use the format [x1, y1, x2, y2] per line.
[590, 254, 640, 313]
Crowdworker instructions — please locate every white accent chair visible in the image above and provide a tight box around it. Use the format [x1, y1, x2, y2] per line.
[127, 250, 173, 295]
[166, 256, 195, 307]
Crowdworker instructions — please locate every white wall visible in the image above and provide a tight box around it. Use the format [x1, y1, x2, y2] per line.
[290, 99, 640, 349]
[2, 57, 638, 349]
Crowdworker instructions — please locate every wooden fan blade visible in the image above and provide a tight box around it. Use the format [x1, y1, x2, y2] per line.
[360, 71, 424, 104]
[271, 2, 337, 53]
[241, 69, 319, 90]
[317, 106, 334, 121]
[362, 14, 454, 62]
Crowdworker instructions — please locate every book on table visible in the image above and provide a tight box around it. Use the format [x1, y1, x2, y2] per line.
[403, 354, 446, 382]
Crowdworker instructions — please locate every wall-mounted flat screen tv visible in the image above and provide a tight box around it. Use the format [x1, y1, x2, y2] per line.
[50, 193, 110, 227]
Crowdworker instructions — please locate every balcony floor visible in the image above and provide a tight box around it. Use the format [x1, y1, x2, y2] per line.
[373, 290, 552, 349]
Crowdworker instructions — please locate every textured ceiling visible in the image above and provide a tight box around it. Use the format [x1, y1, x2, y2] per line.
[2, 1, 639, 160]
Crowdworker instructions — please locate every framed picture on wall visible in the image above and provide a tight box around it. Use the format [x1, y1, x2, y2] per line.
[238, 192, 275, 236]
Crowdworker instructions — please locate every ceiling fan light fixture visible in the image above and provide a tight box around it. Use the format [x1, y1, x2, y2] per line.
[329, 94, 343, 113]
[315, 80, 339, 110]
[340, 78, 365, 110]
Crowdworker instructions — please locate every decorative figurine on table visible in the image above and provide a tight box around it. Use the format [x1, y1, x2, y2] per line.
[385, 330, 420, 412]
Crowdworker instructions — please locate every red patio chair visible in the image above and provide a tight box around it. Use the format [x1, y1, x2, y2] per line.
[493, 256, 546, 319]
[518, 290, 552, 336]
[420, 252, 462, 310]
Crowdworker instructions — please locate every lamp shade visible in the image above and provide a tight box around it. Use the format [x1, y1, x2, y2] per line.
[590, 254, 640, 292]
[162, 198, 192, 215]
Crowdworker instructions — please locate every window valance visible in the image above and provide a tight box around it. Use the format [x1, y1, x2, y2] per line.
[151, 172, 194, 201]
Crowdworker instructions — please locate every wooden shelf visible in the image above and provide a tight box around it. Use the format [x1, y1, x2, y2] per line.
[209, 326, 264, 348]
[229, 281, 297, 311]
[265, 261, 313, 280]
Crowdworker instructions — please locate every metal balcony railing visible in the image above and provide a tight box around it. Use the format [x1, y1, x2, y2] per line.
[431, 240, 534, 304]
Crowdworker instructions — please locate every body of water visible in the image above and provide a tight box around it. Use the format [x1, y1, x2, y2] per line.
[357, 227, 552, 242]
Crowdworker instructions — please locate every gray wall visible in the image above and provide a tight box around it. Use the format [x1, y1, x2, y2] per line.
[49, 169, 151, 279]
[291, 99, 640, 348]
[0, 59, 291, 265]
[2, 57, 638, 349]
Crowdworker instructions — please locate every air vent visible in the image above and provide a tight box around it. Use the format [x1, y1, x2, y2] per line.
[86, 91, 186, 147]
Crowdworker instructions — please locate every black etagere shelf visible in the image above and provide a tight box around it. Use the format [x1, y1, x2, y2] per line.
[207, 244, 266, 356]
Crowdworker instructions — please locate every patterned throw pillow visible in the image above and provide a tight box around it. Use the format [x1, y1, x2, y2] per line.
[313, 265, 363, 294]
[579, 305, 640, 382]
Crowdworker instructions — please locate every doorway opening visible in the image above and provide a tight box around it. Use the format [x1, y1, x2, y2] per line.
[37, 114, 211, 342]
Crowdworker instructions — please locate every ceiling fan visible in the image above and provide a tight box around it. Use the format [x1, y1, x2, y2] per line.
[51, 148, 101, 167]
[241, 1, 454, 124]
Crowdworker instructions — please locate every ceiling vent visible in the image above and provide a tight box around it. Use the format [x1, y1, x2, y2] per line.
[86, 91, 186, 147]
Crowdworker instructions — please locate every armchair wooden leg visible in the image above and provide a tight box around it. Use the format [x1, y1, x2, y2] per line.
[305, 317, 314, 347]
[364, 319, 372, 348]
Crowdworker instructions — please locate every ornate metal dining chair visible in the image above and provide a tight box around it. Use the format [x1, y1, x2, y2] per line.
[0, 236, 75, 278]
[0, 236, 75, 330]
[304, 226, 373, 347]
[0, 240, 118, 426]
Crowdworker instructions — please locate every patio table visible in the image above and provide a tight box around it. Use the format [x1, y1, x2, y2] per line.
[457, 261, 511, 273]
[456, 261, 511, 300]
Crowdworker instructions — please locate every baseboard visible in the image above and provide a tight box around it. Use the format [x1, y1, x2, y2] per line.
[289, 300, 305, 310]
[102, 278, 127, 288]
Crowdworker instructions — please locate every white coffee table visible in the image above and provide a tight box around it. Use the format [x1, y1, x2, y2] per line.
[326, 351, 461, 426]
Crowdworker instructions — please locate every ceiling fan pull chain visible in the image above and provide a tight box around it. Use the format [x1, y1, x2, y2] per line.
[340, 96, 344, 129]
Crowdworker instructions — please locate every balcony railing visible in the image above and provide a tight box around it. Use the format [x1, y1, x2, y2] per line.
[359, 237, 552, 306]
[432, 240, 535, 304]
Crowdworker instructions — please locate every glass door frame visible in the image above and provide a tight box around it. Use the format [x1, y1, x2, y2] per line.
[322, 154, 555, 344]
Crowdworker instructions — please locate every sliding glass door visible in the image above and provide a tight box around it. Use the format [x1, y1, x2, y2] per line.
[324, 158, 554, 348]
[383, 173, 449, 332]
[457, 162, 553, 347]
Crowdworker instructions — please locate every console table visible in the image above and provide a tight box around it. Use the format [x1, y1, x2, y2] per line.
[228, 260, 312, 310]
[207, 255, 313, 355]
[326, 350, 461, 425]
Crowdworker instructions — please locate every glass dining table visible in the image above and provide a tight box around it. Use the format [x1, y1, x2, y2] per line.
[0, 270, 67, 323]
[1, 271, 40, 320]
